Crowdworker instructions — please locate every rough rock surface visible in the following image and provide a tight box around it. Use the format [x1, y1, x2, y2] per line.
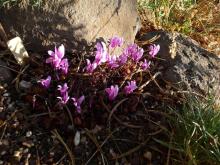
[0, 0, 140, 52]
[141, 31, 220, 102]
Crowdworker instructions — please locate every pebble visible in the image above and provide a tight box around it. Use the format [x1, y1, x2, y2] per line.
[22, 141, 34, 148]
[0, 139, 9, 146]
[50, 152, 55, 156]
[23, 148, 29, 154]
[7, 102, 15, 111]
[1, 151, 6, 156]
[144, 151, 152, 160]
[74, 131, 80, 146]
[6, 98, 11, 104]
[0, 160, 3, 165]
[19, 80, 32, 91]
[3, 93, 10, 97]
[26, 131, 32, 137]
[14, 150, 22, 161]
[3, 83, 8, 88]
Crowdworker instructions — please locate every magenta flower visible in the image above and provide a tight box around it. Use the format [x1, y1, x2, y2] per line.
[109, 36, 123, 48]
[140, 59, 151, 70]
[124, 81, 137, 94]
[149, 44, 160, 58]
[106, 54, 119, 69]
[86, 59, 97, 73]
[118, 53, 128, 65]
[126, 44, 144, 62]
[57, 91, 69, 104]
[71, 95, 85, 113]
[58, 83, 68, 95]
[105, 85, 119, 101]
[46, 44, 65, 68]
[59, 58, 69, 74]
[94, 42, 107, 64]
[39, 75, 51, 88]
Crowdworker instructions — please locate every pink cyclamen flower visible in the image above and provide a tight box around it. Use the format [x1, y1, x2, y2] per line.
[72, 95, 85, 113]
[86, 59, 97, 73]
[149, 44, 160, 58]
[109, 36, 123, 48]
[106, 54, 119, 69]
[118, 52, 128, 65]
[57, 91, 69, 104]
[126, 44, 144, 62]
[94, 42, 107, 64]
[59, 58, 69, 74]
[140, 59, 151, 70]
[39, 75, 51, 88]
[124, 81, 137, 94]
[46, 44, 65, 68]
[58, 83, 68, 95]
[105, 85, 119, 101]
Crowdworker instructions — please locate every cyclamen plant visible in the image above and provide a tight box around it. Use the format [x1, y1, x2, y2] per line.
[36, 36, 160, 116]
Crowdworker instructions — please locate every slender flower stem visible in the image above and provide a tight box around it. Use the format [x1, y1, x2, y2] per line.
[64, 105, 74, 128]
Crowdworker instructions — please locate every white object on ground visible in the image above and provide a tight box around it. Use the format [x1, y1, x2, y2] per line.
[74, 131, 80, 146]
[7, 37, 29, 65]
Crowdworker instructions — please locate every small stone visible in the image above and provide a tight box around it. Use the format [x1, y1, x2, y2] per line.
[0, 160, 3, 165]
[3, 93, 10, 97]
[3, 83, 7, 88]
[6, 98, 11, 104]
[26, 131, 32, 137]
[1, 151, 6, 155]
[1, 139, 9, 146]
[19, 80, 32, 91]
[7, 37, 29, 65]
[22, 141, 34, 148]
[7, 102, 15, 111]
[14, 151, 22, 161]
[74, 131, 80, 146]
[23, 148, 29, 154]
[144, 151, 152, 160]
[12, 121, 19, 128]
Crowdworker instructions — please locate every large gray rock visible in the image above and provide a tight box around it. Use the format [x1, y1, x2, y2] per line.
[0, 0, 140, 52]
[141, 31, 220, 102]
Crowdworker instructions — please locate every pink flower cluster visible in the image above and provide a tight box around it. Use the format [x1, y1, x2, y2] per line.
[37, 37, 160, 113]
[84, 36, 160, 101]
[105, 80, 137, 101]
[85, 36, 160, 74]
[57, 83, 84, 113]
[38, 45, 84, 113]
[46, 45, 69, 75]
